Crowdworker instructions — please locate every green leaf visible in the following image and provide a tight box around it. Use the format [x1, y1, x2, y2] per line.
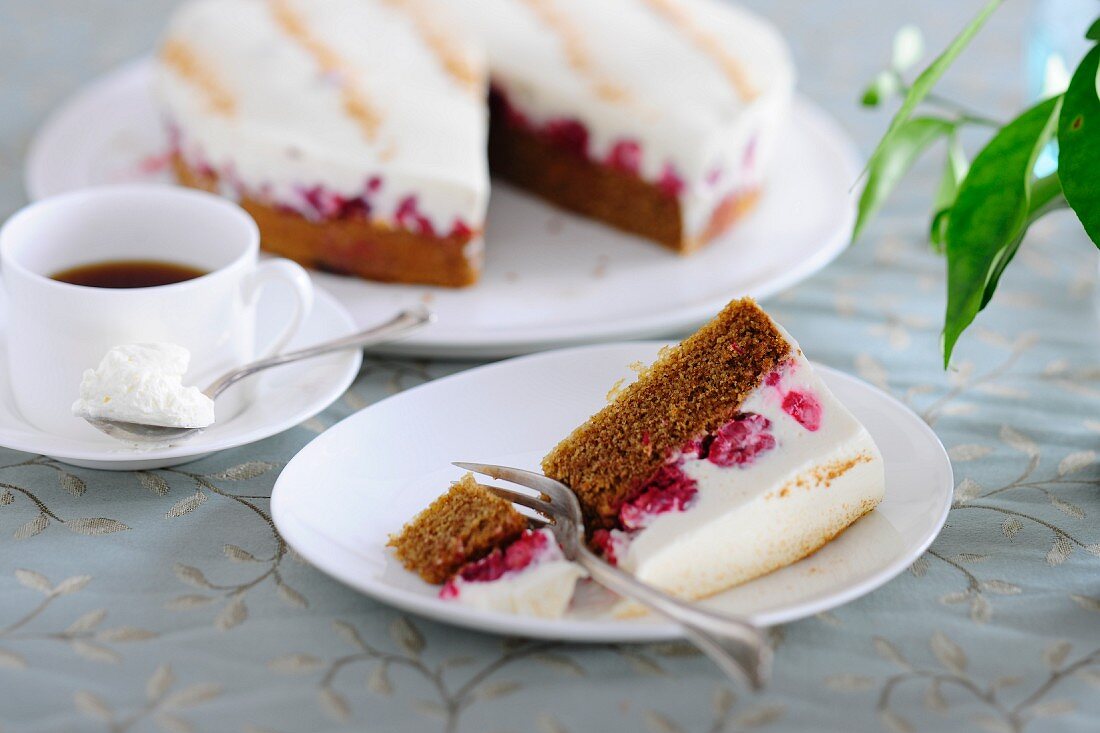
[930, 133, 970, 248]
[864, 0, 1003, 177]
[1086, 16, 1100, 41]
[943, 96, 1062, 366]
[853, 117, 955, 241]
[1058, 45, 1100, 247]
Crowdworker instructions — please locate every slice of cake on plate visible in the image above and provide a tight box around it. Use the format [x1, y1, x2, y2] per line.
[154, 0, 489, 287]
[389, 473, 586, 617]
[448, 0, 794, 252]
[542, 298, 885, 604]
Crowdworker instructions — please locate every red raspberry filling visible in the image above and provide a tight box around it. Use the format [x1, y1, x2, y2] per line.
[395, 195, 436, 237]
[703, 413, 776, 467]
[607, 140, 643, 175]
[544, 119, 590, 157]
[449, 219, 475, 240]
[444, 529, 551, 593]
[764, 363, 823, 432]
[657, 164, 686, 198]
[782, 390, 822, 431]
[619, 463, 699, 531]
[591, 528, 628, 566]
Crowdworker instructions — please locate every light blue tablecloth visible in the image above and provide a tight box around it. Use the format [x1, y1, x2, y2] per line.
[2, 1, 1099, 731]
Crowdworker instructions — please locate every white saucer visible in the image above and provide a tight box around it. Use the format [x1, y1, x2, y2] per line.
[27, 58, 861, 359]
[271, 342, 953, 642]
[0, 287, 361, 470]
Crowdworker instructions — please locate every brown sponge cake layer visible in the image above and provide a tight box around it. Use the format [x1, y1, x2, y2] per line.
[172, 156, 481, 287]
[387, 473, 527, 584]
[541, 298, 791, 530]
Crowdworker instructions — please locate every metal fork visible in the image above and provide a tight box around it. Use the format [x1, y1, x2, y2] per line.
[454, 462, 772, 689]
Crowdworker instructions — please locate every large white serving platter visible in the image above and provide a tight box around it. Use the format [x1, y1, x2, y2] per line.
[27, 59, 861, 359]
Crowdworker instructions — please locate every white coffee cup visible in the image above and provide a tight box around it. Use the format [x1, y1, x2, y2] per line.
[0, 185, 313, 439]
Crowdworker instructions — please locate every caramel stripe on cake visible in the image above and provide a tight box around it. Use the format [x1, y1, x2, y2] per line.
[640, 0, 758, 101]
[160, 39, 236, 116]
[517, 0, 629, 103]
[542, 298, 791, 530]
[269, 0, 384, 141]
[381, 0, 484, 94]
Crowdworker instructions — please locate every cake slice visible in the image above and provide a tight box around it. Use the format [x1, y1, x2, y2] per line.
[154, 0, 489, 286]
[389, 473, 585, 617]
[448, 0, 794, 252]
[542, 298, 885, 602]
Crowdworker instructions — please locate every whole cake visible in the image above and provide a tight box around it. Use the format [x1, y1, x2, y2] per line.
[154, 0, 489, 286]
[542, 298, 885, 603]
[154, 0, 793, 286]
[389, 473, 586, 617]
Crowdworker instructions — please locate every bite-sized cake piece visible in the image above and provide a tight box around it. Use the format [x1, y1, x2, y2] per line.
[447, 0, 794, 252]
[542, 298, 885, 603]
[389, 473, 586, 617]
[154, 0, 489, 286]
[389, 473, 526, 584]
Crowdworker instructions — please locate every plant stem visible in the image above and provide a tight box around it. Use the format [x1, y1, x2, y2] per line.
[1028, 173, 1066, 218]
[897, 81, 1003, 127]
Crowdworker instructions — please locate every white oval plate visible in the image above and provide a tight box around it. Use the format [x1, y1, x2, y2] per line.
[271, 342, 952, 642]
[27, 59, 861, 359]
[0, 287, 361, 471]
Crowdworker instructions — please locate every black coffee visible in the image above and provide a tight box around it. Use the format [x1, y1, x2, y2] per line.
[51, 260, 207, 289]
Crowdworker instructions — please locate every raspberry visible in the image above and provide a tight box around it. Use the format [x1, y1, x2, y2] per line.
[607, 140, 642, 175]
[452, 529, 550, 585]
[591, 528, 628, 566]
[657, 164, 685, 198]
[782, 390, 822, 431]
[706, 413, 776, 467]
[544, 119, 589, 157]
[450, 219, 474, 239]
[395, 195, 436, 237]
[457, 547, 507, 583]
[503, 529, 549, 572]
[618, 463, 698, 530]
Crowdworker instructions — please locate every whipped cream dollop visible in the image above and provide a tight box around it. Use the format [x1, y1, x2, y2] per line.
[72, 344, 216, 429]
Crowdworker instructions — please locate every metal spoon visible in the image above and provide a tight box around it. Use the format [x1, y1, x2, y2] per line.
[83, 306, 434, 445]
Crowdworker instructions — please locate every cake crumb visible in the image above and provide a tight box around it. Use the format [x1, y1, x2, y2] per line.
[605, 377, 627, 403]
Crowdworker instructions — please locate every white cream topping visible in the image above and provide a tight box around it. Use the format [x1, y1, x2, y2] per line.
[444, 530, 587, 618]
[72, 344, 216, 429]
[616, 323, 885, 604]
[441, 0, 795, 236]
[153, 0, 490, 234]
